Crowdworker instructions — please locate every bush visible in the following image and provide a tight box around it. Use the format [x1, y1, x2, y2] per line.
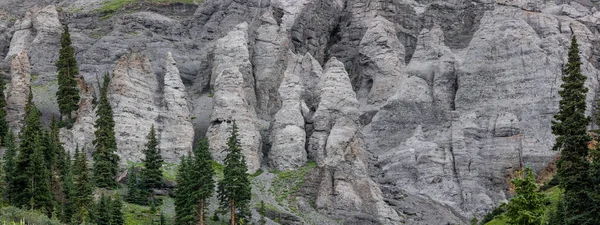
[0, 206, 64, 225]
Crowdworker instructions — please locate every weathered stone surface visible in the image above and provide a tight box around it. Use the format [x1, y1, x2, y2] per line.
[5, 5, 61, 82]
[269, 53, 307, 171]
[211, 22, 256, 109]
[6, 51, 31, 135]
[109, 53, 160, 163]
[207, 66, 262, 173]
[59, 76, 96, 155]
[309, 58, 402, 224]
[159, 52, 194, 162]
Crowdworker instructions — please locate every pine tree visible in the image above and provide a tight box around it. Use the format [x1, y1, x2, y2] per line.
[551, 36, 594, 225]
[96, 194, 111, 225]
[61, 152, 75, 224]
[141, 125, 163, 191]
[72, 147, 94, 224]
[126, 166, 147, 205]
[192, 138, 215, 225]
[14, 89, 50, 211]
[504, 167, 548, 225]
[56, 24, 80, 124]
[175, 154, 194, 225]
[93, 73, 119, 189]
[217, 121, 251, 225]
[0, 154, 5, 205]
[2, 131, 16, 203]
[111, 194, 124, 225]
[0, 77, 9, 145]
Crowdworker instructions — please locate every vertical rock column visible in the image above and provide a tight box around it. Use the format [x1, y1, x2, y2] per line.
[6, 51, 31, 135]
[108, 54, 160, 162]
[308, 58, 402, 224]
[207, 22, 262, 173]
[159, 52, 194, 162]
[59, 76, 96, 155]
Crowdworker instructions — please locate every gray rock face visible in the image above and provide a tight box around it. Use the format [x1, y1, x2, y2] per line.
[5, 0, 600, 223]
[6, 51, 31, 135]
[59, 76, 96, 155]
[60, 52, 194, 163]
[159, 52, 194, 162]
[308, 58, 402, 224]
[207, 22, 262, 173]
[5, 5, 62, 82]
[269, 53, 308, 171]
[109, 53, 161, 162]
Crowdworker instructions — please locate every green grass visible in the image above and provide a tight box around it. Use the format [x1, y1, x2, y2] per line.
[99, 0, 198, 17]
[123, 196, 175, 225]
[126, 161, 179, 182]
[269, 161, 318, 208]
[484, 186, 562, 225]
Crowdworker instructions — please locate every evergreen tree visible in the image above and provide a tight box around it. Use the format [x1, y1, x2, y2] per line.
[192, 138, 215, 225]
[61, 152, 75, 224]
[13, 89, 50, 208]
[551, 36, 594, 225]
[72, 147, 94, 224]
[2, 131, 16, 203]
[93, 73, 119, 189]
[0, 154, 5, 205]
[96, 194, 111, 225]
[111, 194, 124, 225]
[217, 122, 251, 225]
[175, 154, 194, 225]
[141, 125, 163, 191]
[29, 134, 54, 215]
[504, 167, 548, 225]
[56, 24, 80, 124]
[0, 77, 8, 145]
[126, 166, 147, 205]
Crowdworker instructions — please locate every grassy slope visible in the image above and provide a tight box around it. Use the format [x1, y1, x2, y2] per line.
[485, 186, 562, 225]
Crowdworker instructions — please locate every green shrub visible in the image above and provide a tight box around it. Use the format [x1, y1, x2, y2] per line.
[0, 206, 64, 225]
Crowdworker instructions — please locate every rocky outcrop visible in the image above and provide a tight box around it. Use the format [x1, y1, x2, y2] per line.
[207, 22, 262, 173]
[5, 5, 61, 82]
[6, 51, 31, 135]
[269, 53, 308, 171]
[159, 52, 194, 162]
[59, 76, 96, 155]
[61, 52, 194, 162]
[109, 53, 160, 162]
[206, 66, 262, 173]
[308, 58, 402, 224]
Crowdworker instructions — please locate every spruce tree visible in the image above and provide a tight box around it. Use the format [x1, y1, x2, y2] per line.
[72, 147, 94, 224]
[96, 194, 111, 225]
[504, 167, 548, 225]
[13, 89, 50, 211]
[61, 151, 75, 224]
[126, 166, 147, 205]
[29, 134, 55, 216]
[0, 154, 5, 205]
[0, 77, 8, 145]
[551, 36, 594, 225]
[217, 121, 251, 225]
[141, 125, 163, 191]
[175, 154, 194, 225]
[93, 73, 119, 189]
[2, 131, 16, 203]
[192, 138, 215, 225]
[111, 194, 125, 225]
[56, 24, 80, 124]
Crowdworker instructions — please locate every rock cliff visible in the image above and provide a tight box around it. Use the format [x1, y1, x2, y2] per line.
[3, 0, 600, 223]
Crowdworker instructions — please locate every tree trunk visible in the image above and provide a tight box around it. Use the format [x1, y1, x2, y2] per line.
[230, 200, 235, 225]
[198, 198, 204, 225]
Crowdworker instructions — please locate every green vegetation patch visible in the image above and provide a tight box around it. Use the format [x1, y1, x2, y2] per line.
[99, 0, 199, 18]
[0, 206, 63, 225]
[123, 196, 174, 225]
[484, 186, 563, 225]
[270, 161, 318, 207]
